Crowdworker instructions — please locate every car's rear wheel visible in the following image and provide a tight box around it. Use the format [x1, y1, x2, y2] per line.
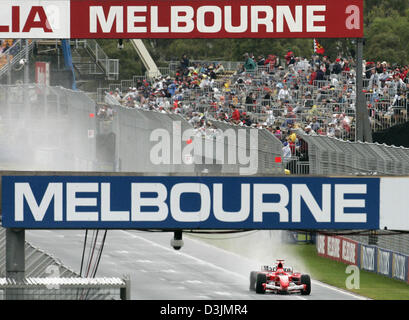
[249, 271, 258, 291]
[300, 274, 311, 295]
[256, 273, 266, 294]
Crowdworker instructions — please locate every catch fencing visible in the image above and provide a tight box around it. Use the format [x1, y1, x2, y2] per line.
[112, 106, 195, 173]
[341, 231, 409, 257]
[0, 84, 97, 171]
[103, 104, 284, 174]
[316, 233, 409, 284]
[0, 277, 130, 300]
[292, 133, 409, 176]
[200, 120, 283, 174]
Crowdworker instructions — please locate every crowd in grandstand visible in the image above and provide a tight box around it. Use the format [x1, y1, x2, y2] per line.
[105, 51, 409, 159]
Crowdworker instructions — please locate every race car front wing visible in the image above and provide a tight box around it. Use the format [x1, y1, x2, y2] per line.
[264, 283, 306, 292]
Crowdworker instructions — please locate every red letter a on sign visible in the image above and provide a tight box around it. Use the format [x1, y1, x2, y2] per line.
[22, 6, 53, 33]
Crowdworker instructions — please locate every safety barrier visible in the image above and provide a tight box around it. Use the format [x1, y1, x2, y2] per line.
[0, 277, 130, 300]
[298, 133, 409, 176]
[103, 105, 284, 175]
[340, 231, 409, 257]
[0, 84, 97, 171]
[195, 120, 283, 174]
[316, 233, 409, 284]
[111, 106, 196, 173]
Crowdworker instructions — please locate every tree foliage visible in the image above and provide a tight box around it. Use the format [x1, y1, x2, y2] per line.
[99, 0, 409, 78]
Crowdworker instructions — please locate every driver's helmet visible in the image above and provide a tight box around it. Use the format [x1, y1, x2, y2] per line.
[276, 262, 285, 274]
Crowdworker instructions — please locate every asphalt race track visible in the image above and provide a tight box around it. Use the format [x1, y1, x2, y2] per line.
[25, 230, 368, 300]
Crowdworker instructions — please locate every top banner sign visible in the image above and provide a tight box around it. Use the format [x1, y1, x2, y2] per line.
[0, 0, 363, 39]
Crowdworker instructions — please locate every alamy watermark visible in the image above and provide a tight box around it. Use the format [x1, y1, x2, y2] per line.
[345, 265, 360, 290]
[149, 121, 259, 175]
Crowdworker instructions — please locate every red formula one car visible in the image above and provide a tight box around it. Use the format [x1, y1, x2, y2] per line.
[249, 260, 311, 295]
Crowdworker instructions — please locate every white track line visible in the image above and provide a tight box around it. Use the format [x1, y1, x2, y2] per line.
[121, 230, 249, 281]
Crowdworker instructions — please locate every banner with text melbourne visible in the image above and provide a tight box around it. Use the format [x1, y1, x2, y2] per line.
[1, 175, 379, 229]
[0, 0, 363, 39]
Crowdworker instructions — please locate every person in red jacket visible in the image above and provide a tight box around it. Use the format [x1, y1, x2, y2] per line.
[231, 105, 241, 122]
[309, 67, 317, 85]
[265, 54, 277, 73]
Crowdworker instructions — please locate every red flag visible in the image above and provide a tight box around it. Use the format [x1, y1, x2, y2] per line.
[314, 39, 325, 54]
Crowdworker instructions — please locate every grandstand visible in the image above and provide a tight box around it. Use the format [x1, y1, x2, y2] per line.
[99, 55, 408, 143]
[96, 50, 409, 176]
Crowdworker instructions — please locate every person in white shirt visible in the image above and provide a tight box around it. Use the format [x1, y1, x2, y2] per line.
[282, 142, 292, 161]
[278, 85, 290, 102]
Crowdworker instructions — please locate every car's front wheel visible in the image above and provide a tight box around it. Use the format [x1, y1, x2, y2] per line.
[256, 273, 266, 294]
[249, 271, 258, 291]
[300, 274, 311, 295]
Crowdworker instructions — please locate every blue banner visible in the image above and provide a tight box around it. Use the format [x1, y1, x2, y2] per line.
[392, 253, 408, 282]
[1, 176, 380, 229]
[361, 245, 378, 273]
[377, 248, 392, 277]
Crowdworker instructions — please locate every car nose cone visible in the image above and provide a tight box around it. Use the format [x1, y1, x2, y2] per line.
[280, 276, 289, 289]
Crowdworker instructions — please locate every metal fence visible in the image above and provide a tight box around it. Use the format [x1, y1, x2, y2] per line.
[111, 106, 196, 173]
[202, 120, 283, 174]
[74, 39, 119, 80]
[341, 231, 409, 257]
[100, 104, 284, 175]
[167, 60, 243, 74]
[294, 133, 409, 176]
[0, 40, 34, 80]
[0, 277, 130, 300]
[0, 84, 97, 171]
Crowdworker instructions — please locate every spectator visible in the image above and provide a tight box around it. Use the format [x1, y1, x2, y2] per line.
[180, 54, 189, 71]
[332, 58, 342, 75]
[316, 67, 325, 81]
[231, 105, 241, 122]
[282, 142, 292, 160]
[243, 53, 256, 72]
[257, 55, 265, 66]
[368, 68, 380, 90]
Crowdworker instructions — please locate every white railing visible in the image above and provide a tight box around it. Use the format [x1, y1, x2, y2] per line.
[74, 39, 119, 80]
[0, 40, 34, 79]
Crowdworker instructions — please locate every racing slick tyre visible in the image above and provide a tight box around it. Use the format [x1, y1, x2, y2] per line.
[255, 273, 266, 294]
[300, 274, 311, 295]
[249, 271, 258, 291]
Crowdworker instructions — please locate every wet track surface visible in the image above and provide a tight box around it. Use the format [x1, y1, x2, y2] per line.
[26, 230, 368, 300]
